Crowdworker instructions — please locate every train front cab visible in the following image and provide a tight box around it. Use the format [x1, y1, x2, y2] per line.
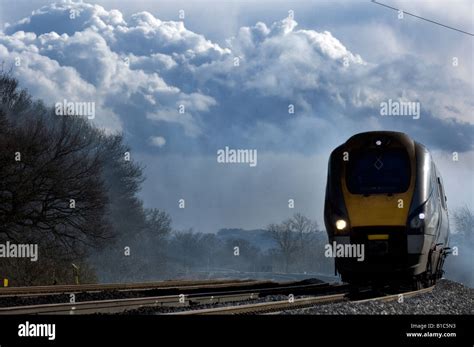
[324, 132, 449, 287]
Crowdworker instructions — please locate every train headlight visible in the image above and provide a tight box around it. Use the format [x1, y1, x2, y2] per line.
[409, 213, 425, 229]
[335, 219, 347, 230]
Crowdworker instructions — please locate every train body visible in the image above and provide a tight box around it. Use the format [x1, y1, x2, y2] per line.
[324, 131, 449, 288]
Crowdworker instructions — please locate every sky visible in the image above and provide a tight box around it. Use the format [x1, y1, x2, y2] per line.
[0, 0, 472, 232]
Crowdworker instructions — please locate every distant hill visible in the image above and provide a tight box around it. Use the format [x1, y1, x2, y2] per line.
[216, 228, 277, 251]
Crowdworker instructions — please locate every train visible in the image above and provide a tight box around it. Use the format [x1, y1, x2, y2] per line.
[324, 131, 450, 289]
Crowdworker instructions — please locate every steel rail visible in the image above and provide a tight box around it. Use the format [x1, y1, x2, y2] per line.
[170, 293, 348, 315]
[0, 279, 269, 297]
[170, 286, 435, 315]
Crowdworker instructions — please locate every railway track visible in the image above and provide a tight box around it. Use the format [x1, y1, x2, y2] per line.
[0, 278, 263, 297]
[0, 281, 347, 315]
[0, 278, 434, 315]
[171, 286, 435, 315]
[0, 292, 258, 315]
[0, 278, 337, 308]
[171, 293, 348, 315]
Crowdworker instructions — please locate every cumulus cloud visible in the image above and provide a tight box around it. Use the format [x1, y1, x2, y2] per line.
[0, 1, 223, 135]
[2, 1, 471, 145]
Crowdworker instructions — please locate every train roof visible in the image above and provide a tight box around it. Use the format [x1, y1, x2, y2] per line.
[345, 131, 412, 145]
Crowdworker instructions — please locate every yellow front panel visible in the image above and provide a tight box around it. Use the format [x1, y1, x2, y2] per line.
[341, 146, 416, 227]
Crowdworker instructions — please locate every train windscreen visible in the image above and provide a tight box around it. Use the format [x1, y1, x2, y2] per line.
[346, 148, 411, 194]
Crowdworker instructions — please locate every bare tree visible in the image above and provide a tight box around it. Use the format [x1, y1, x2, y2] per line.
[291, 213, 320, 271]
[0, 71, 154, 285]
[291, 213, 319, 243]
[452, 206, 474, 235]
[268, 213, 319, 273]
[0, 111, 110, 255]
[268, 220, 296, 273]
[444, 206, 474, 286]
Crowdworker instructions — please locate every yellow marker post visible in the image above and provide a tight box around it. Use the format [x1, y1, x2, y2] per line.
[3, 278, 8, 287]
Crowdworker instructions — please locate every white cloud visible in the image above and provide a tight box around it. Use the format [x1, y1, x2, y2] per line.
[0, 1, 470, 143]
[4, 2, 127, 35]
[228, 18, 365, 98]
[0, 1, 224, 134]
[390, 0, 473, 33]
[149, 136, 166, 147]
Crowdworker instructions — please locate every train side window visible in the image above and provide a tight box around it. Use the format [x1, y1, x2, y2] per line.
[437, 177, 447, 210]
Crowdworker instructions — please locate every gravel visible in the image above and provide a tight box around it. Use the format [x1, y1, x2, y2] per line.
[281, 280, 474, 315]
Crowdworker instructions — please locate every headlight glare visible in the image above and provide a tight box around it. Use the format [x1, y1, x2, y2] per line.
[335, 219, 347, 230]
